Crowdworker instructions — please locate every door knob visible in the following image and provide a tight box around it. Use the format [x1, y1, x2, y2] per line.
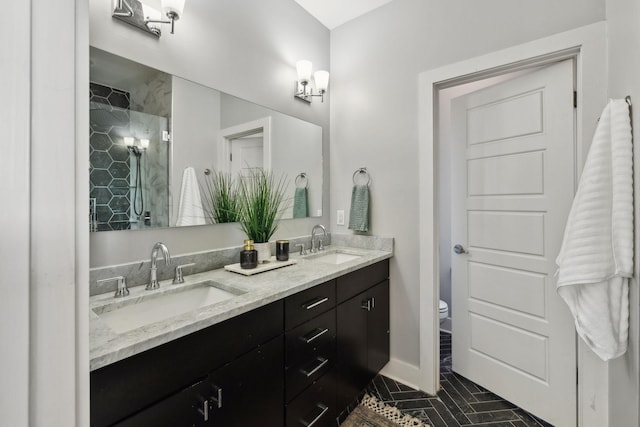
[453, 244, 467, 254]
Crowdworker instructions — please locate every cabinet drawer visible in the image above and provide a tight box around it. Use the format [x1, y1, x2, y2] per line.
[286, 373, 336, 427]
[337, 260, 389, 303]
[286, 344, 335, 401]
[285, 280, 336, 330]
[286, 309, 336, 369]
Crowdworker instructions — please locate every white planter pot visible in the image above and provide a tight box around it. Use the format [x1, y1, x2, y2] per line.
[254, 242, 272, 263]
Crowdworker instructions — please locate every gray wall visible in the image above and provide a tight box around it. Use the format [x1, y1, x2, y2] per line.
[89, 0, 330, 267]
[330, 0, 605, 368]
[171, 77, 221, 226]
[220, 94, 324, 219]
[605, 0, 640, 425]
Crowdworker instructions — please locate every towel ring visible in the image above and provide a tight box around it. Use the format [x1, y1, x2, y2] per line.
[295, 173, 308, 189]
[352, 167, 371, 186]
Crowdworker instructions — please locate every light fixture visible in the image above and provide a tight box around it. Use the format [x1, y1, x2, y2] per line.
[112, 0, 186, 37]
[294, 60, 329, 103]
[124, 136, 147, 156]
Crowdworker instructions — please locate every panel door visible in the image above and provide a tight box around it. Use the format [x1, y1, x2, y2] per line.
[451, 59, 576, 426]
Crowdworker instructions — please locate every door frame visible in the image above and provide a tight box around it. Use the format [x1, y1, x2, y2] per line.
[417, 22, 607, 427]
[218, 117, 272, 173]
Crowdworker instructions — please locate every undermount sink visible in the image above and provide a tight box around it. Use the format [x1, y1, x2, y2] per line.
[308, 250, 363, 265]
[93, 281, 245, 334]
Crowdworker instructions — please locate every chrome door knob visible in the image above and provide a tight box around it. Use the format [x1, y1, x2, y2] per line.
[453, 244, 467, 254]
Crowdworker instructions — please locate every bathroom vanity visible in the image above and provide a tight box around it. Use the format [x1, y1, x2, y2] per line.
[90, 243, 391, 427]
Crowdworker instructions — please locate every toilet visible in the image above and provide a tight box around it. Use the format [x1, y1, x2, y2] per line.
[439, 300, 449, 325]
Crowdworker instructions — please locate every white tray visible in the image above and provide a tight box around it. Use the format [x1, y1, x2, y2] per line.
[224, 257, 297, 276]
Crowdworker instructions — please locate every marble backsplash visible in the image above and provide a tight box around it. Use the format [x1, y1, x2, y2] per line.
[90, 234, 330, 296]
[89, 233, 394, 296]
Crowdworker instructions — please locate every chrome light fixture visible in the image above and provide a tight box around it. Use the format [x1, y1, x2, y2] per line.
[113, 0, 186, 37]
[124, 136, 147, 156]
[294, 60, 329, 103]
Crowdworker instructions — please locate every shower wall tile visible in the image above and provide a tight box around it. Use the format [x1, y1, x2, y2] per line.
[90, 82, 132, 231]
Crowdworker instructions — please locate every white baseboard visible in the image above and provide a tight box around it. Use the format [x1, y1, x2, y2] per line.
[379, 358, 422, 391]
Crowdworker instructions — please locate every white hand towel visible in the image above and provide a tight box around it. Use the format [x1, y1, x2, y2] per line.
[556, 99, 633, 361]
[176, 167, 206, 227]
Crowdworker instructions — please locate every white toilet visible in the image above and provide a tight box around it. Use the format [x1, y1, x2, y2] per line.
[439, 300, 449, 325]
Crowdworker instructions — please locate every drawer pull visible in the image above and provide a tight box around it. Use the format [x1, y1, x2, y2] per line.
[302, 328, 330, 344]
[361, 298, 372, 311]
[300, 357, 329, 377]
[303, 297, 329, 311]
[300, 404, 329, 427]
[197, 400, 209, 422]
[211, 385, 223, 409]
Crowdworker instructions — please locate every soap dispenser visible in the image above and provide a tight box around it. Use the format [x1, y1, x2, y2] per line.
[240, 239, 258, 269]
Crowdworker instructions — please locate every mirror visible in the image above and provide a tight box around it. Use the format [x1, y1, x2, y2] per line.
[89, 47, 323, 232]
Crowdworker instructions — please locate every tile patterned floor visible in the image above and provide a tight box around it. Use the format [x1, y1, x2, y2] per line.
[364, 332, 554, 427]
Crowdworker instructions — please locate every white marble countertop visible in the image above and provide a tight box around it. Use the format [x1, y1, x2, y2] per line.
[90, 245, 392, 371]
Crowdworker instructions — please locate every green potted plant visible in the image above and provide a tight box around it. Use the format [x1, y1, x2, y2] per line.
[200, 170, 241, 224]
[237, 168, 289, 262]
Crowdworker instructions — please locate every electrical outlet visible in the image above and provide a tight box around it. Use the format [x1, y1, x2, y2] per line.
[337, 210, 345, 226]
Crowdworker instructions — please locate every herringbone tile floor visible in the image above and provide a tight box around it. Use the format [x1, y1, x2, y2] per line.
[365, 332, 554, 427]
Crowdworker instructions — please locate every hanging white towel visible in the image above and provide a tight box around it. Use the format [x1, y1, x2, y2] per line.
[176, 167, 206, 227]
[556, 99, 633, 361]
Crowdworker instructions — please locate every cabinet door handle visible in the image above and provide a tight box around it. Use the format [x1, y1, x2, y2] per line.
[196, 399, 209, 422]
[303, 297, 329, 310]
[302, 327, 329, 344]
[300, 357, 329, 377]
[371, 296, 375, 309]
[300, 404, 329, 427]
[211, 385, 223, 409]
[361, 298, 372, 311]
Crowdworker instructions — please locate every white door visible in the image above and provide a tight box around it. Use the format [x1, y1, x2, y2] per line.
[451, 59, 576, 426]
[230, 135, 264, 177]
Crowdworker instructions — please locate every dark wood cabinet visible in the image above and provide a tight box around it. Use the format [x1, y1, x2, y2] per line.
[115, 380, 210, 427]
[208, 336, 284, 427]
[91, 259, 390, 427]
[336, 278, 390, 411]
[286, 371, 336, 427]
[91, 301, 283, 427]
[284, 279, 338, 426]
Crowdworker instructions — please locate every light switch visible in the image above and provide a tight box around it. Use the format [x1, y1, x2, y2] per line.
[336, 210, 345, 226]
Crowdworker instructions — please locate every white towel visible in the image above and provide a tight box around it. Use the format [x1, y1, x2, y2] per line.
[556, 99, 633, 361]
[176, 167, 206, 227]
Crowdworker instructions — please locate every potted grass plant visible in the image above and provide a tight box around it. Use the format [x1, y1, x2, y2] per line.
[237, 168, 289, 262]
[200, 170, 241, 224]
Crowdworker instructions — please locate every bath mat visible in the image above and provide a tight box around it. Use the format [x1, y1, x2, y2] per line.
[341, 394, 429, 427]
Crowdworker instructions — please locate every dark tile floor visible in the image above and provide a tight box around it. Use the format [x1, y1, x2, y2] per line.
[364, 332, 554, 427]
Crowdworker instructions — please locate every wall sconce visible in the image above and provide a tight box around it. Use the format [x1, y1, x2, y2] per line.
[294, 60, 329, 103]
[113, 0, 185, 38]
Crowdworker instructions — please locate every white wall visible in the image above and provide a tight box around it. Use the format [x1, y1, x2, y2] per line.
[2, 2, 32, 425]
[3, 0, 89, 425]
[605, 1, 640, 426]
[330, 0, 605, 370]
[89, 0, 330, 267]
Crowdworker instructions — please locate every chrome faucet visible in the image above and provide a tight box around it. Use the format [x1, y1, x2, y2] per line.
[147, 242, 171, 290]
[310, 224, 327, 253]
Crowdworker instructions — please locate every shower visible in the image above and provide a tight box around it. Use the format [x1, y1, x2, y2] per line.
[128, 145, 145, 219]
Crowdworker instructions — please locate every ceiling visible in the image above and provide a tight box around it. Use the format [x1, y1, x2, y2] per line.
[293, 0, 394, 29]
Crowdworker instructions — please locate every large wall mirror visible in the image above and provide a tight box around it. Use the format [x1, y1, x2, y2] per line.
[89, 47, 323, 232]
